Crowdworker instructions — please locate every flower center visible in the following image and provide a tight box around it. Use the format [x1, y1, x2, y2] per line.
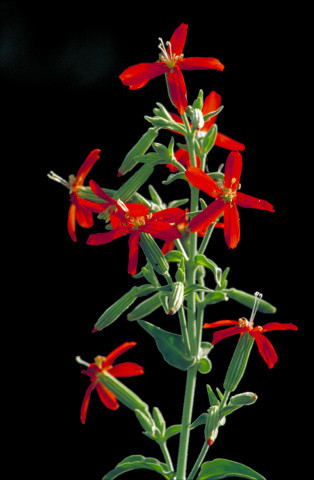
[220, 178, 238, 203]
[158, 38, 183, 69]
[124, 212, 152, 229]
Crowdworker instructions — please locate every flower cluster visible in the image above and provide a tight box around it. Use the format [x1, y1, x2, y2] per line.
[49, 23, 298, 480]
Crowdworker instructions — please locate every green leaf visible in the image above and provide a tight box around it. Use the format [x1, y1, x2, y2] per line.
[195, 254, 222, 286]
[164, 424, 182, 440]
[102, 455, 175, 479]
[138, 320, 194, 370]
[196, 458, 266, 480]
[165, 250, 185, 262]
[162, 172, 186, 185]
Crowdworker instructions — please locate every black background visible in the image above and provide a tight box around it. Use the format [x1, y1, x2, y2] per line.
[2, 1, 308, 479]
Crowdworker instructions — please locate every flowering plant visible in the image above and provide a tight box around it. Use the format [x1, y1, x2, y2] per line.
[48, 23, 297, 480]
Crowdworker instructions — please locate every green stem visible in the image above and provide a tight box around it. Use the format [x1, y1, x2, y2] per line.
[160, 440, 174, 472]
[187, 441, 209, 480]
[176, 364, 199, 480]
[178, 307, 192, 357]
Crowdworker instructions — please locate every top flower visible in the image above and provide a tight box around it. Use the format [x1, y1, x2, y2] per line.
[119, 24, 224, 114]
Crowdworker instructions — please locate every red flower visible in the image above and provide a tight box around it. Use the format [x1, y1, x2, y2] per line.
[87, 185, 184, 275]
[119, 24, 224, 114]
[166, 91, 245, 172]
[80, 342, 144, 423]
[203, 318, 298, 369]
[185, 151, 275, 248]
[67, 149, 106, 242]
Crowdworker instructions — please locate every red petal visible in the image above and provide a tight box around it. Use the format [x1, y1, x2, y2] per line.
[250, 332, 278, 369]
[151, 207, 186, 223]
[202, 91, 221, 129]
[86, 226, 130, 245]
[215, 133, 245, 152]
[211, 326, 244, 345]
[224, 151, 242, 190]
[75, 204, 94, 228]
[89, 179, 115, 204]
[77, 197, 107, 213]
[203, 320, 239, 328]
[119, 62, 168, 89]
[179, 57, 224, 71]
[189, 199, 225, 233]
[67, 203, 77, 242]
[109, 362, 144, 377]
[96, 383, 119, 410]
[80, 381, 97, 424]
[125, 203, 150, 217]
[128, 231, 140, 275]
[76, 149, 101, 186]
[169, 23, 188, 56]
[141, 223, 181, 241]
[258, 322, 298, 333]
[161, 240, 175, 254]
[185, 167, 221, 198]
[103, 342, 137, 368]
[236, 192, 275, 212]
[224, 203, 240, 249]
[167, 68, 187, 114]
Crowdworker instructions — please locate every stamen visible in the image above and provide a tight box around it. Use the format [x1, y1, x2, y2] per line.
[75, 356, 90, 367]
[47, 171, 70, 189]
[158, 37, 169, 61]
[249, 292, 263, 326]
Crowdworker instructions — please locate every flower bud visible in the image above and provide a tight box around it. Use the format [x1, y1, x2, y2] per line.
[152, 407, 166, 436]
[223, 332, 255, 393]
[98, 371, 149, 412]
[93, 286, 139, 332]
[204, 406, 220, 446]
[168, 282, 185, 315]
[140, 233, 169, 275]
[192, 90, 204, 110]
[229, 392, 258, 406]
[117, 127, 159, 176]
[135, 409, 155, 433]
[127, 293, 163, 321]
[191, 108, 204, 130]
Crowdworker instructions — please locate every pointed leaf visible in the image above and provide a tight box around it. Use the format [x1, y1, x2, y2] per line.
[138, 320, 194, 370]
[102, 455, 175, 479]
[196, 458, 266, 480]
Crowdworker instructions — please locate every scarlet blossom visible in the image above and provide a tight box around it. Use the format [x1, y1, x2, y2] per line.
[185, 151, 275, 249]
[80, 342, 144, 423]
[119, 24, 224, 114]
[66, 149, 105, 242]
[87, 183, 184, 275]
[203, 318, 298, 369]
[166, 91, 245, 172]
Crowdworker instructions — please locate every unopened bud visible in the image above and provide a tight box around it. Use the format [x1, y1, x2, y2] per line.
[127, 293, 163, 321]
[115, 164, 154, 203]
[204, 406, 220, 446]
[168, 282, 185, 315]
[191, 108, 204, 130]
[225, 288, 276, 314]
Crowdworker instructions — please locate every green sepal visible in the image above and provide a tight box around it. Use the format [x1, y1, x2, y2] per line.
[117, 127, 159, 176]
[221, 392, 258, 417]
[138, 320, 194, 370]
[195, 254, 222, 286]
[223, 333, 255, 393]
[224, 288, 276, 314]
[140, 233, 169, 275]
[196, 458, 266, 480]
[93, 285, 154, 331]
[193, 89, 204, 110]
[114, 163, 154, 203]
[127, 293, 163, 321]
[102, 455, 175, 480]
[99, 371, 149, 412]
